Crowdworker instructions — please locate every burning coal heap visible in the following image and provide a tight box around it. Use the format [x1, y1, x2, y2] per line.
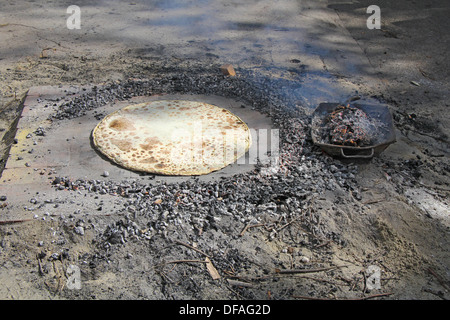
[324, 104, 374, 147]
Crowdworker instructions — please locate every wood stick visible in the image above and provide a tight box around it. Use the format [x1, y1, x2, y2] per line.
[0, 219, 33, 225]
[239, 223, 264, 236]
[276, 218, 299, 232]
[174, 240, 210, 258]
[227, 279, 254, 288]
[423, 288, 447, 300]
[36, 256, 45, 276]
[292, 295, 329, 300]
[293, 292, 394, 300]
[315, 240, 333, 248]
[227, 274, 272, 282]
[356, 292, 394, 300]
[427, 267, 449, 290]
[298, 275, 337, 285]
[362, 199, 385, 205]
[336, 275, 353, 284]
[275, 265, 347, 274]
[165, 259, 208, 265]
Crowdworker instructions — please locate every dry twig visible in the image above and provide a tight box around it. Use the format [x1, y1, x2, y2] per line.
[174, 240, 210, 258]
[293, 292, 394, 300]
[37, 255, 45, 276]
[427, 267, 449, 291]
[227, 279, 254, 288]
[165, 259, 208, 265]
[239, 223, 264, 236]
[315, 240, 333, 249]
[275, 265, 347, 274]
[0, 219, 32, 225]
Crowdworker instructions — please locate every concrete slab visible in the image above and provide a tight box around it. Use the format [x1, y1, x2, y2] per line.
[1, 86, 275, 221]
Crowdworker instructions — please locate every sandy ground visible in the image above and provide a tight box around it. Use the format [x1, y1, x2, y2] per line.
[0, 0, 448, 301]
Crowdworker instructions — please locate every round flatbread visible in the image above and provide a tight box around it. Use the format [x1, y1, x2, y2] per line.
[92, 100, 252, 175]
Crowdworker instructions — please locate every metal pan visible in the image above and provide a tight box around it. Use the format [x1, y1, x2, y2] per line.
[311, 101, 396, 159]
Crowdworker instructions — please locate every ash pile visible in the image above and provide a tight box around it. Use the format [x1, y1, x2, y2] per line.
[44, 65, 371, 298]
[51, 65, 362, 232]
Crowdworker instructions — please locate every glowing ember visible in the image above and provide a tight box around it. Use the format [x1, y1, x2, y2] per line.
[324, 104, 374, 147]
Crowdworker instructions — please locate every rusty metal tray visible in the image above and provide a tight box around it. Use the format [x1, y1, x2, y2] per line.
[311, 102, 396, 159]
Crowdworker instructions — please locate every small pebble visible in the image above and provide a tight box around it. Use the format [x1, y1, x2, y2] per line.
[50, 253, 60, 260]
[300, 256, 310, 263]
[74, 226, 85, 236]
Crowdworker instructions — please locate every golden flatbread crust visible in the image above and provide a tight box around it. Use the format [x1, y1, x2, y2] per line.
[92, 100, 252, 175]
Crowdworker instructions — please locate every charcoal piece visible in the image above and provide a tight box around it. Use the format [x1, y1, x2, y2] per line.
[323, 105, 374, 147]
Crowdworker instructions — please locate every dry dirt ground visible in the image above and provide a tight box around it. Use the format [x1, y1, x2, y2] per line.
[0, 0, 448, 301]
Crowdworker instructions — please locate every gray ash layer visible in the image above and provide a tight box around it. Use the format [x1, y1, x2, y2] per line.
[48, 66, 361, 248]
[52, 152, 359, 248]
[49, 66, 304, 121]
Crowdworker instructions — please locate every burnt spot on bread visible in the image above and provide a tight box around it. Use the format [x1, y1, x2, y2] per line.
[111, 138, 132, 152]
[109, 118, 136, 131]
[139, 136, 161, 151]
[140, 156, 157, 164]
